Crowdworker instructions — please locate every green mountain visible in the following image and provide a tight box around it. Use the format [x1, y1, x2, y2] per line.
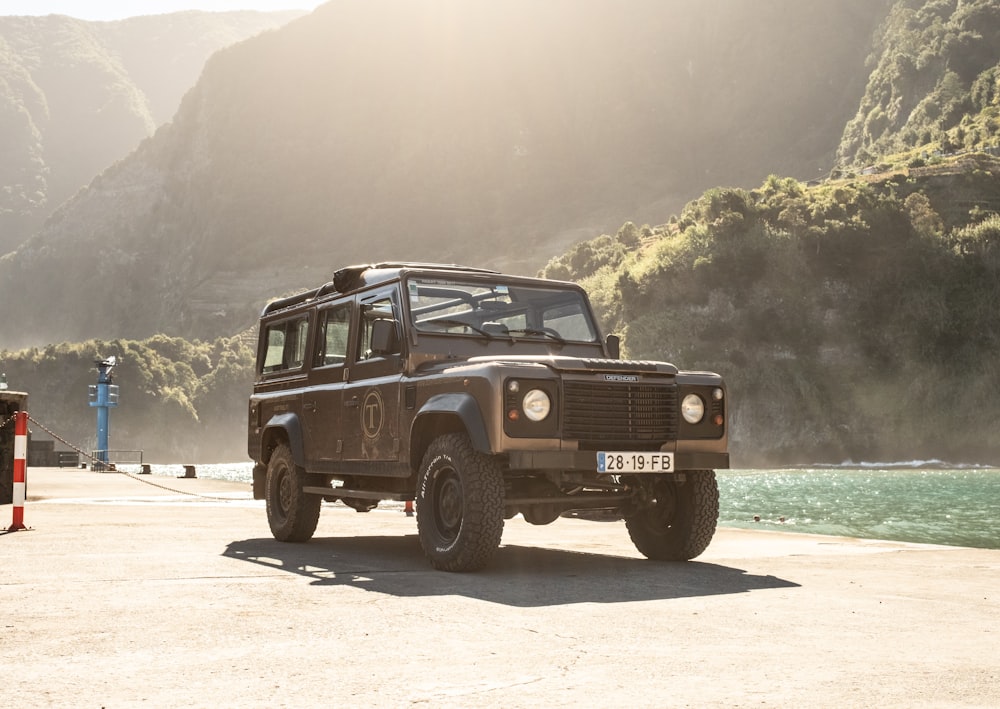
[4, 0, 1000, 465]
[542, 155, 1000, 465]
[836, 0, 1000, 167]
[0, 0, 887, 349]
[0, 10, 304, 254]
[533, 0, 1000, 465]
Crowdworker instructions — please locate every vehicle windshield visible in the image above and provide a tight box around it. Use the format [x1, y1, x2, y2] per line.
[407, 277, 599, 343]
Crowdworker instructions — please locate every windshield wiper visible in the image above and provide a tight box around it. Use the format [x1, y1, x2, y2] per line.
[507, 328, 567, 345]
[417, 318, 496, 340]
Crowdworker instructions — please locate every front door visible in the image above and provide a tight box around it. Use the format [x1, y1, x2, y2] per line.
[341, 289, 403, 465]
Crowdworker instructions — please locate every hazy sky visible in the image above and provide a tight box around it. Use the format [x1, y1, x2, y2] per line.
[1, 1, 325, 20]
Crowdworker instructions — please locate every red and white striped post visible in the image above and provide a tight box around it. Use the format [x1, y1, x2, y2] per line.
[8, 410, 28, 532]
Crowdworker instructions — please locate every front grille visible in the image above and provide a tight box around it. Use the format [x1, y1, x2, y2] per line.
[563, 380, 677, 447]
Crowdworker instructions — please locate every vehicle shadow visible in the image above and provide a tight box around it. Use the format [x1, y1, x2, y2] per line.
[223, 535, 799, 607]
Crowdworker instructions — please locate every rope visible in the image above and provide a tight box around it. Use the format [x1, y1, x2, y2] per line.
[19, 412, 248, 503]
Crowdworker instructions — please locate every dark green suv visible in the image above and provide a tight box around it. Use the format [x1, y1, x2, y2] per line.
[249, 263, 729, 571]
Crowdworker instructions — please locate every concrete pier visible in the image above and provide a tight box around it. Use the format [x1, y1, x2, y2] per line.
[2, 466, 998, 707]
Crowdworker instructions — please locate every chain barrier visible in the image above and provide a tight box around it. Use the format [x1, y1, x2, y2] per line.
[101, 469, 245, 502]
[0, 412, 18, 432]
[21, 413, 110, 471]
[5, 411, 247, 502]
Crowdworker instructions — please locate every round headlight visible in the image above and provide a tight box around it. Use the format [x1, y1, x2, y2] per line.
[681, 393, 705, 424]
[522, 389, 551, 422]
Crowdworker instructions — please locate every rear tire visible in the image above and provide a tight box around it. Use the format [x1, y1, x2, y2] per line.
[266, 443, 321, 542]
[416, 433, 505, 571]
[625, 470, 719, 560]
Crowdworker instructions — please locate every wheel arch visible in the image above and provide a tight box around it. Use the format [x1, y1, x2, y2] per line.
[409, 393, 491, 471]
[259, 413, 306, 469]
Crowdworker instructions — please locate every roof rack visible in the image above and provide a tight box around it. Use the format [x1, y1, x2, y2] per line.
[260, 262, 499, 316]
[260, 283, 331, 316]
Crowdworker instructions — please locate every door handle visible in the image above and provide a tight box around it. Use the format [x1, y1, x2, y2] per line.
[345, 398, 360, 408]
[303, 401, 317, 412]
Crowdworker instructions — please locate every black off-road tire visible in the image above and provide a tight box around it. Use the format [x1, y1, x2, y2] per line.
[625, 470, 719, 561]
[416, 433, 505, 571]
[266, 443, 322, 543]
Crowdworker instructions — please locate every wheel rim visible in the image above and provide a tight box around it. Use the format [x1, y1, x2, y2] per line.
[646, 481, 678, 531]
[277, 467, 292, 518]
[433, 467, 463, 541]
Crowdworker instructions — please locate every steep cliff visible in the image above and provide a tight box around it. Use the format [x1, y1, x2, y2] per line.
[0, 0, 887, 348]
[0, 10, 304, 254]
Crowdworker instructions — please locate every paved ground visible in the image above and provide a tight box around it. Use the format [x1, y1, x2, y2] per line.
[2, 467, 998, 708]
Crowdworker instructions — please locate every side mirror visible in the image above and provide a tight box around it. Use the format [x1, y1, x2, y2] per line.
[370, 318, 399, 355]
[605, 334, 621, 359]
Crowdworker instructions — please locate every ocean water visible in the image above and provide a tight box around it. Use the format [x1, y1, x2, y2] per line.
[184, 461, 1000, 550]
[719, 465, 1000, 550]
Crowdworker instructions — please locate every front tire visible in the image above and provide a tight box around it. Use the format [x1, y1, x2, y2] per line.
[416, 433, 505, 571]
[266, 443, 321, 542]
[625, 470, 719, 560]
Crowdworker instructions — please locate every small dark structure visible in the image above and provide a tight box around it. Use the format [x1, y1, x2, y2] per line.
[1, 391, 28, 505]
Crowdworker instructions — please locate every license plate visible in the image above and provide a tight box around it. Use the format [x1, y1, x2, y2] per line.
[597, 452, 673, 473]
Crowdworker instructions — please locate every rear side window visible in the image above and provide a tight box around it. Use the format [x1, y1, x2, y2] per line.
[261, 316, 310, 373]
[314, 303, 352, 368]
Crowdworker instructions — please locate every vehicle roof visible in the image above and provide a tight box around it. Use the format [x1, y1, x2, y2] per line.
[261, 262, 501, 316]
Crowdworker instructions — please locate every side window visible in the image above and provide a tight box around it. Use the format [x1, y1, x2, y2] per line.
[357, 295, 398, 361]
[314, 303, 352, 368]
[260, 316, 310, 373]
[262, 328, 286, 372]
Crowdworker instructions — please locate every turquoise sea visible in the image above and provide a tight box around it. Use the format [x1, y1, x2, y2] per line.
[187, 461, 1000, 550]
[718, 465, 1000, 550]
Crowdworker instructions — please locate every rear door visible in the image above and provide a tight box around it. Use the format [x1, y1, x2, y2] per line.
[252, 312, 312, 460]
[302, 300, 352, 471]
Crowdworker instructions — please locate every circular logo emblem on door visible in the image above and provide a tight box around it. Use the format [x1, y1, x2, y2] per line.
[361, 388, 384, 439]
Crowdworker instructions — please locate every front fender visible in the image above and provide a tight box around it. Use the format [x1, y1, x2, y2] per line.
[414, 392, 491, 453]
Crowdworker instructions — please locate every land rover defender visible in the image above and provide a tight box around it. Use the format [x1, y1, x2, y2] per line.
[249, 263, 729, 571]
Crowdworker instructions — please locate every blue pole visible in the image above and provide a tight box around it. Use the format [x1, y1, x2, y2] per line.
[90, 357, 118, 470]
[96, 382, 109, 467]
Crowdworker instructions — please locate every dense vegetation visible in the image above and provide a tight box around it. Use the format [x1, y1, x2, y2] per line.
[1, 335, 254, 462]
[543, 157, 1000, 464]
[837, 0, 1000, 168]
